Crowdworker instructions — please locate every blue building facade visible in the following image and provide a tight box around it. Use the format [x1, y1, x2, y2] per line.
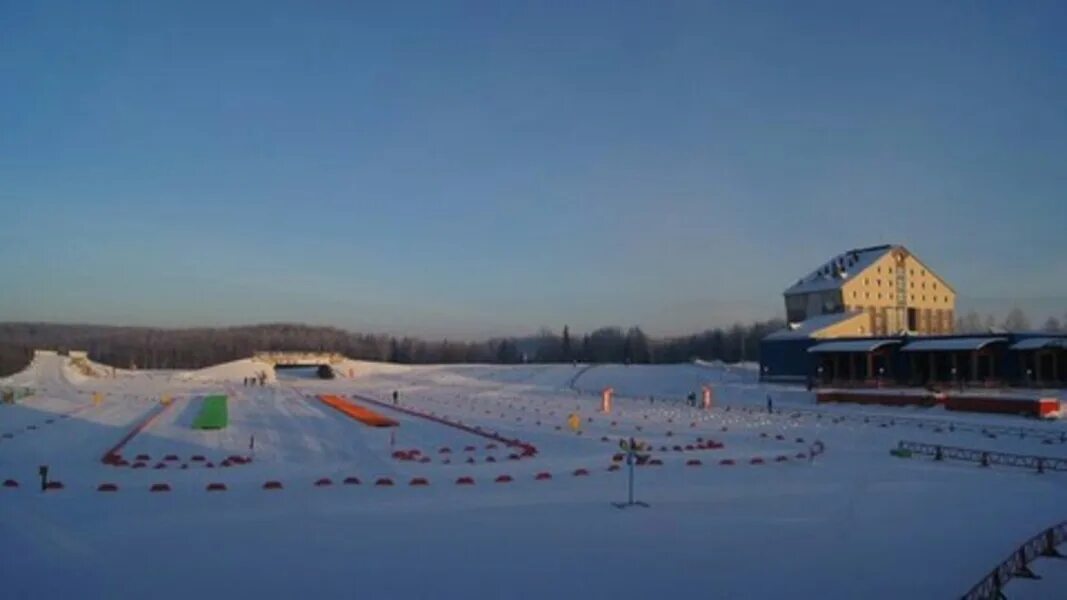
[760, 332, 1067, 388]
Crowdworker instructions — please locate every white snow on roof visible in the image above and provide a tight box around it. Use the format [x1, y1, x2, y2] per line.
[784, 245, 894, 295]
[1010, 337, 1067, 351]
[808, 339, 901, 353]
[764, 311, 864, 340]
[901, 337, 1008, 352]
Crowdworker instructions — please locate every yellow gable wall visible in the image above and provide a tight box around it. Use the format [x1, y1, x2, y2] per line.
[839, 249, 956, 335]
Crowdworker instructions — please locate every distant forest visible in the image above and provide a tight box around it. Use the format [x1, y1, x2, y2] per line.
[0, 321, 786, 377]
[4, 308, 1062, 377]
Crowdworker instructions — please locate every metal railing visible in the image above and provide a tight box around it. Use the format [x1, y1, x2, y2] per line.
[898, 440, 1067, 473]
[961, 521, 1066, 600]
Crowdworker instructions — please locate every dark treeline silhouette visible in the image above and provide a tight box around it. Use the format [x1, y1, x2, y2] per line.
[0, 320, 785, 377]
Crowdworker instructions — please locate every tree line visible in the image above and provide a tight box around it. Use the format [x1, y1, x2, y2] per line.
[954, 308, 1067, 335]
[0, 320, 785, 376]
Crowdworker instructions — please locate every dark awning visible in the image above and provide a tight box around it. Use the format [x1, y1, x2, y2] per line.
[1010, 338, 1067, 351]
[808, 340, 901, 354]
[901, 337, 1007, 352]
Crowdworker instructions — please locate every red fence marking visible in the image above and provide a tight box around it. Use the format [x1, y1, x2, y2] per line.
[100, 402, 176, 464]
[351, 394, 539, 457]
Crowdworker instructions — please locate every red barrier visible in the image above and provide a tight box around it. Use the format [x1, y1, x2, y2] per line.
[352, 394, 539, 457]
[136, 454, 151, 461]
[795, 453, 807, 460]
[204, 462, 215, 468]
[720, 459, 735, 466]
[775, 456, 789, 463]
[375, 477, 395, 487]
[154, 463, 167, 470]
[314, 478, 333, 487]
[456, 476, 475, 486]
[607, 465, 621, 472]
[263, 481, 283, 490]
[100, 402, 174, 464]
[439, 447, 452, 454]
[3, 479, 19, 488]
[44, 481, 64, 490]
[686, 459, 702, 466]
[343, 477, 361, 485]
[495, 475, 513, 483]
[612, 453, 624, 463]
[648, 459, 663, 466]
[149, 483, 170, 492]
[131, 462, 146, 469]
[535, 472, 552, 481]
[97, 483, 119, 492]
[164, 454, 179, 462]
[573, 468, 590, 477]
[191, 455, 206, 462]
[318, 395, 398, 427]
[410, 477, 429, 486]
[206, 483, 227, 492]
[464, 446, 476, 452]
[750, 458, 765, 465]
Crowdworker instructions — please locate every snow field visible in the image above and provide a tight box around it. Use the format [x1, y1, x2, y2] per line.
[3, 355, 1067, 598]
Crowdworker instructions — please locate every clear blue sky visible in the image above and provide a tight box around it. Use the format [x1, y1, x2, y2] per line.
[2, 1, 1065, 338]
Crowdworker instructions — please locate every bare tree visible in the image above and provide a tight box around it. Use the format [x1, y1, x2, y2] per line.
[1002, 308, 1031, 332]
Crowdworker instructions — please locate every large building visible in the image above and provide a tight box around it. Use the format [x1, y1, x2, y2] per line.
[760, 245, 1067, 389]
[781, 244, 956, 338]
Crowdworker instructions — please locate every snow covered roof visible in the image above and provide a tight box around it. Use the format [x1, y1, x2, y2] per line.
[901, 337, 1008, 352]
[763, 311, 864, 340]
[1010, 337, 1067, 351]
[807, 339, 901, 354]
[784, 245, 894, 295]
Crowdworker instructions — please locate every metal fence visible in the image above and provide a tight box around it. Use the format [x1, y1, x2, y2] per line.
[961, 521, 1066, 600]
[897, 440, 1067, 473]
[789, 404, 1067, 444]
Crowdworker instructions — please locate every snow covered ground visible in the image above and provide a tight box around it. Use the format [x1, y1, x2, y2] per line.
[3, 354, 1067, 599]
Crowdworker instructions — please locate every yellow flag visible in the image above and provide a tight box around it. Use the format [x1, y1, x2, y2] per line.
[567, 413, 581, 432]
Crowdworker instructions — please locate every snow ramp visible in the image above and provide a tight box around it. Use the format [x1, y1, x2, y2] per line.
[318, 395, 398, 427]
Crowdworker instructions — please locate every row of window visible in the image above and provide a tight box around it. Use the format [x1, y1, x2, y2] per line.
[875, 265, 927, 278]
[862, 307, 954, 335]
[862, 277, 940, 291]
[851, 290, 951, 304]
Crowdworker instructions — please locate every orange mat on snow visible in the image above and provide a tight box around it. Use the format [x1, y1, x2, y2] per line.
[319, 395, 399, 427]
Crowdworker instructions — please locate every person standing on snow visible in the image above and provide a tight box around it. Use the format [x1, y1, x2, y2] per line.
[766, 394, 773, 414]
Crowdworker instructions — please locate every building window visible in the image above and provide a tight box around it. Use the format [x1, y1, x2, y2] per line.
[852, 291, 857, 299]
[865, 292, 870, 299]
[877, 293, 882, 300]
[877, 279, 881, 287]
[864, 278, 869, 285]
